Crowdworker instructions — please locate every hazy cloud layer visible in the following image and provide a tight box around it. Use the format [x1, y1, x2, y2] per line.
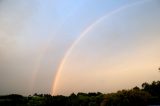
[0, 0, 160, 95]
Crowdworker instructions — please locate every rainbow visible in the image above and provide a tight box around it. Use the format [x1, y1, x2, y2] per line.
[51, 0, 151, 95]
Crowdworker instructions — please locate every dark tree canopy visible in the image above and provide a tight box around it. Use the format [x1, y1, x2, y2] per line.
[0, 81, 160, 106]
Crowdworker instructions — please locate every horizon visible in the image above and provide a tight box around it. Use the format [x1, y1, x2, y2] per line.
[0, 0, 160, 96]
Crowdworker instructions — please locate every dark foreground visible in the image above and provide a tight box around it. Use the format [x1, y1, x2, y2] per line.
[0, 81, 160, 106]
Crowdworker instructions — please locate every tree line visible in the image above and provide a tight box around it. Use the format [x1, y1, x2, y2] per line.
[0, 80, 160, 106]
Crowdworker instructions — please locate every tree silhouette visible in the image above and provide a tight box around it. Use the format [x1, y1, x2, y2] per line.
[0, 81, 160, 106]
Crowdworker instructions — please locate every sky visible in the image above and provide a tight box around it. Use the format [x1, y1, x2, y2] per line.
[0, 0, 160, 96]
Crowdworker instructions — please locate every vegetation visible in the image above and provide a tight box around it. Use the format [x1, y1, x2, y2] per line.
[0, 81, 160, 106]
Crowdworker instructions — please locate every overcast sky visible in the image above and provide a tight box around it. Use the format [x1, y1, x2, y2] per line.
[0, 0, 160, 96]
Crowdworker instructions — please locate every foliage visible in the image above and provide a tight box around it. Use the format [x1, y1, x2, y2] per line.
[142, 81, 160, 97]
[101, 89, 151, 106]
[0, 81, 160, 106]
